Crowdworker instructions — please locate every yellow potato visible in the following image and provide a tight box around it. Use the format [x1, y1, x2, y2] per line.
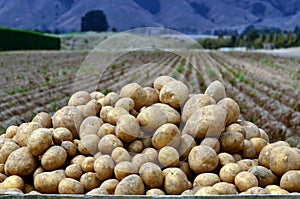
[193, 173, 220, 187]
[139, 162, 163, 189]
[41, 146, 67, 171]
[114, 174, 145, 195]
[94, 155, 115, 181]
[80, 172, 101, 192]
[152, 123, 181, 149]
[58, 178, 84, 194]
[234, 171, 258, 192]
[158, 146, 179, 167]
[119, 83, 148, 110]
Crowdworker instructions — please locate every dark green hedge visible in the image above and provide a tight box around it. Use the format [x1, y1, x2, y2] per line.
[0, 28, 60, 50]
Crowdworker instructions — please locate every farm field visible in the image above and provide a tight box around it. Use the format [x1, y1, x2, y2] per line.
[0, 49, 299, 146]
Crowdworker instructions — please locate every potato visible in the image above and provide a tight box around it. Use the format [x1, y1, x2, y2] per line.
[248, 166, 278, 187]
[53, 127, 72, 145]
[218, 153, 236, 166]
[97, 123, 115, 138]
[80, 134, 100, 155]
[182, 94, 215, 122]
[99, 106, 113, 123]
[68, 91, 91, 106]
[0, 141, 19, 164]
[115, 97, 135, 112]
[238, 121, 260, 140]
[61, 141, 77, 157]
[4, 125, 18, 139]
[219, 132, 244, 153]
[99, 179, 119, 194]
[80, 172, 100, 192]
[179, 134, 196, 160]
[27, 128, 52, 156]
[181, 189, 194, 195]
[90, 91, 105, 100]
[144, 87, 159, 106]
[119, 83, 148, 110]
[270, 189, 289, 194]
[219, 163, 242, 183]
[265, 185, 281, 192]
[111, 147, 131, 164]
[244, 187, 269, 194]
[158, 146, 179, 167]
[115, 174, 145, 195]
[79, 116, 103, 138]
[164, 168, 191, 195]
[232, 154, 242, 162]
[225, 123, 246, 137]
[34, 170, 65, 193]
[98, 134, 123, 154]
[151, 103, 180, 125]
[0, 164, 4, 174]
[241, 140, 256, 159]
[178, 161, 193, 180]
[234, 171, 258, 192]
[152, 123, 180, 149]
[131, 154, 148, 169]
[101, 92, 119, 107]
[237, 159, 258, 171]
[58, 178, 84, 194]
[52, 106, 84, 139]
[258, 141, 289, 168]
[193, 173, 220, 187]
[107, 107, 128, 125]
[114, 161, 138, 180]
[139, 162, 163, 189]
[250, 137, 268, 156]
[142, 148, 158, 164]
[116, 114, 140, 143]
[204, 80, 226, 102]
[128, 140, 144, 153]
[159, 80, 189, 108]
[81, 157, 95, 172]
[5, 147, 37, 176]
[188, 145, 218, 174]
[153, 76, 176, 90]
[140, 137, 152, 148]
[280, 170, 300, 192]
[82, 99, 101, 117]
[213, 182, 238, 195]
[137, 106, 168, 133]
[195, 186, 219, 195]
[14, 122, 42, 146]
[32, 112, 52, 128]
[86, 187, 109, 195]
[259, 128, 269, 142]
[146, 188, 165, 195]
[182, 105, 226, 139]
[200, 138, 220, 153]
[23, 183, 35, 194]
[33, 167, 44, 179]
[1, 175, 24, 190]
[217, 98, 240, 126]
[2, 188, 24, 194]
[94, 155, 114, 181]
[65, 164, 82, 179]
[41, 146, 67, 170]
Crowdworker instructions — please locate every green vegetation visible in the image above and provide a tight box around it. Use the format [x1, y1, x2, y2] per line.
[0, 28, 60, 50]
[176, 65, 185, 73]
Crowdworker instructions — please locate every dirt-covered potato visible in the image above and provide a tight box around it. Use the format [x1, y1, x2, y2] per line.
[195, 186, 219, 195]
[182, 94, 215, 122]
[116, 114, 140, 143]
[139, 162, 163, 189]
[234, 171, 258, 192]
[250, 137, 268, 156]
[23, 183, 35, 194]
[144, 87, 159, 106]
[98, 134, 123, 154]
[179, 134, 196, 160]
[80, 172, 101, 192]
[99, 106, 113, 123]
[80, 134, 100, 155]
[34, 170, 66, 193]
[115, 174, 145, 195]
[27, 128, 53, 156]
[218, 153, 236, 166]
[0, 141, 19, 164]
[248, 166, 278, 187]
[115, 97, 135, 112]
[41, 146, 67, 170]
[200, 138, 220, 153]
[219, 163, 242, 183]
[5, 147, 37, 176]
[68, 91, 91, 106]
[61, 141, 77, 157]
[269, 189, 289, 194]
[153, 76, 176, 90]
[114, 161, 138, 180]
[137, 106, 167, 133]
[164, 168, 191, 195]
[90, 91, 105, 100]
[111, 147, 131, 164]
[159, 80, 189, 108]
[238, 121, 260, 140]
[86, 187, 109, 195]
[98, 92, 119, 107]
[128, 140, 144, 153]
[53, 127, 73, 145]
[146, 188, 165, 195]
[259, 128, 269, 142]
[4, 125, 18, 139]
[151, 103, 181, 125]
[1, 175, 24, 190]
[52, 106, 84, 139]
[33, 167, 44, 179]
[158, 146, 179, 167]
[182, 105, 226, 139]
[217, 98, 240, 126]
[265, 185, 281, 192]
[97, 123, 115, 138]
[181, 189, 195, 195]
[32, 112, 52, 128]
[213, 182, 238, 195]
[58, 178, 84, 194]
[81, 157, 95, 173]
[188, 145, 218, 174]
[79, 116, 103, 139]
[225, 123, 246, 137]
[204, 80, 226, 102]
[119, 83, 148, 110]
[236, 159, 258, 171]
[131, 154, 148, 169]
[241, 140, 256, 159]
[65, 164, 82, 179]
[99, 179, 119, 194]
[0, 164, 4, 173]
[152, 123, 180, 149]
[82, 99, 101, 117]
[243, 187, 269, 194]
[193, 173, 220, 187]
[178, 161, 193, 180]
[107, 107, 128, 125]
[0, 174, 7, 183]
[280, 170, 300, 192]
[219, 132, 244, 153]
[14, 122, 42, 146]
[94, 155, 114, 181]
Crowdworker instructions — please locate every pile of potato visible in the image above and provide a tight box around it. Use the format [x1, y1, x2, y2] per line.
[0, 75, 300, 195]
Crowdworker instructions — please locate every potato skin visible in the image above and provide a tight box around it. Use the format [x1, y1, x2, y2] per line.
[217, 98, 240, 126]
[146, 188, 165, 195]
[119, 83, 148, 110]
[234, 171, 258, 192]
[204, 80, 226, 102]
[81, 157, 95, 173]
[80, 172, 101, 192]
[219, 132, 244, 153]
[152, 123, 181, 149]
[111, 147, 131, 164]
[99, 179, 119, 194]
[82, 99, 101, 117]
[218, 153, 236, 166]
[65, 164, 82, 179]
[131, 154, 148, 169]
[34, 170, 66, 194]
[248, 166, 277, 187]
[79, 116, 103, 139]
[115, 97, 135, 112]
[153, 76, 176, 91]
[164, 168, 191, 195]
[114, 161, 138, 180]
[144, 87, 159, 106]
[2, 175, 24, 190]
[0, 141, 19, 164]
[14, 122, 42, 147]
[151, 103, 181, 125]
[114, 174, 145, 195]
[201, 138, 220, 153]
[219, 163, 242, 183]
[98, 134, 123, 154]
[213, 182, 238, 194]
[179, 134, 196, 160]
[280, 170, 300, 192]
[68, 91, 91, 106]
[193, 173, 220, 187]
[58, 178, 84, 194]
[4, 125, 18, 139]
[139, 162, 163, 189]
[158, 146, 179, 167]
[61, 141, 77, 157]
[41, 146, 67, 171]
[128, 140, 144, 153]
[32, 112, 52, 128]
[94, 155, 114, 181]
[195, 186, 219, 195]
[116, 114, 140, 143]
[27, 128, 53, 156]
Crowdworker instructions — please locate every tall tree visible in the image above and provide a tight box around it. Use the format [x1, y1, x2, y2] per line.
[81, 10, 109, 32]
